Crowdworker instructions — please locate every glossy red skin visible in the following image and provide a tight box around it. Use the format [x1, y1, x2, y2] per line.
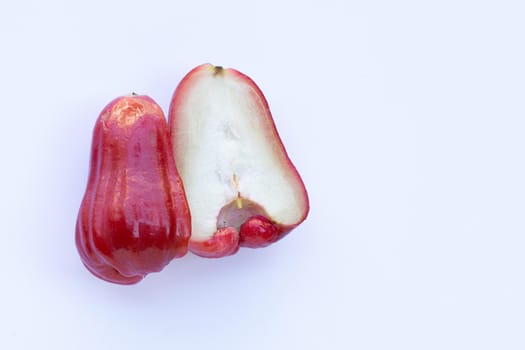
[188, 227, 240, 258]
[188, 217, 299, 256]
[169, 64, 309, 258]
[76, 95, 191, 284]
[239, 216, 281, 248]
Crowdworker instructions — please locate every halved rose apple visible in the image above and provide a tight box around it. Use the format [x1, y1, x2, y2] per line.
[169, 64, 309, 258]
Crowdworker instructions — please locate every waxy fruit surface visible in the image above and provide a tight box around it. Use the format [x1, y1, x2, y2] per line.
[76, 95, 191, 284]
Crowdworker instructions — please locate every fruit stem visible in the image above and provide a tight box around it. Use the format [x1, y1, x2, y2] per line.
[213, 66, 224, 76]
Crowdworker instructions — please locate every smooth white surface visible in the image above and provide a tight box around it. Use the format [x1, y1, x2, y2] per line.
[1, 0, 524, 349]
[171, 65, 306, 240]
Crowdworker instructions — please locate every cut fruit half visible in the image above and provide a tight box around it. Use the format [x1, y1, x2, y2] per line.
[169, 64, 309, 258]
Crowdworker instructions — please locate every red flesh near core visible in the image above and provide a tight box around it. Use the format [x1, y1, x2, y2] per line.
[75, 95, 191, 284]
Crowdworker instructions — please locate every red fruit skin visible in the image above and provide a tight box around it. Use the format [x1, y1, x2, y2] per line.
[189, 212, 302, 257]
[75, 95, 191, 284]
[239, 216, 280, 248]
[169, 64, 309, 258]
[188, 227, 240, 258]
[238, 217, 306, 249]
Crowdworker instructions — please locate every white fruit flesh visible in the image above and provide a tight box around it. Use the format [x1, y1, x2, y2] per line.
[171, 65, 307, 241]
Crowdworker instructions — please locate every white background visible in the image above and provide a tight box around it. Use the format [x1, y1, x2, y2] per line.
[1, 0, 524, 349]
